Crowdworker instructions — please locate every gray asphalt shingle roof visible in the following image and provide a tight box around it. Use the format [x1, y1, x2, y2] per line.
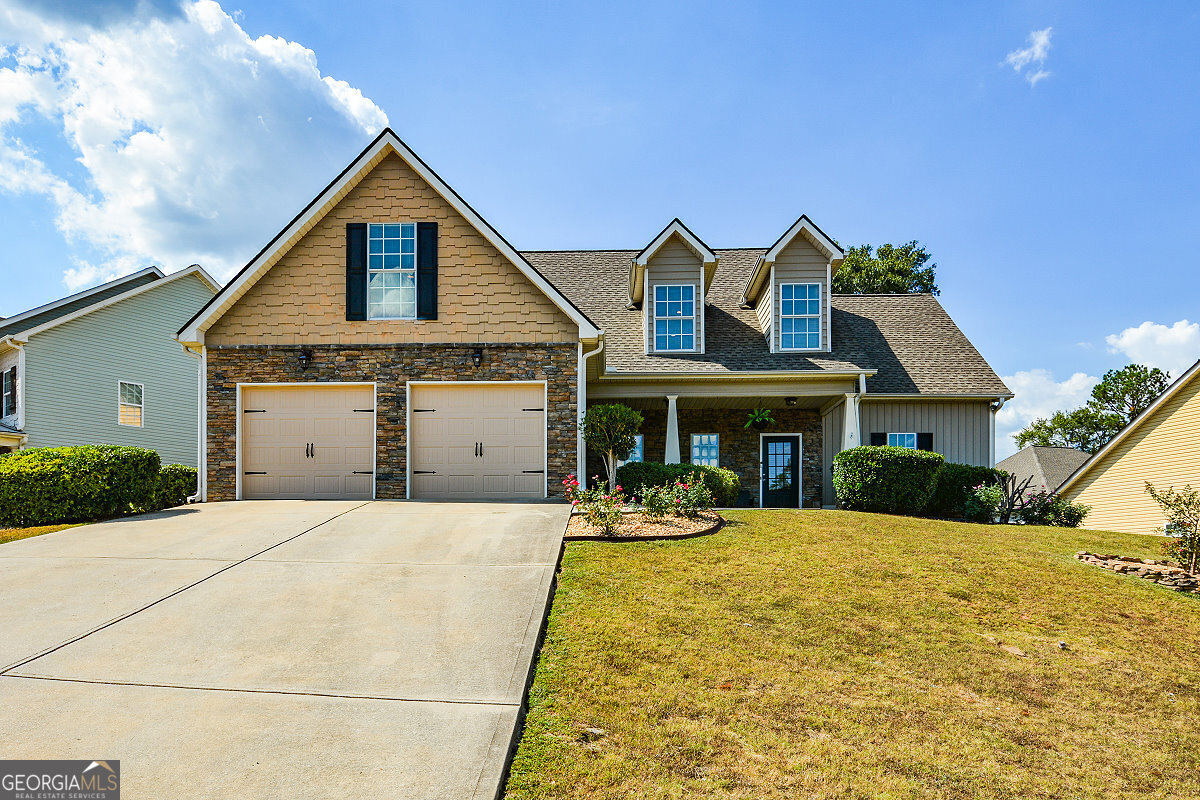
[522, 248, 1010, 396]
[997, 446, 1092, 492]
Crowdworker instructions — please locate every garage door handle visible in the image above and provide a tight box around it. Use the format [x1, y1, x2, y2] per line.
[413, 470, 436, 474]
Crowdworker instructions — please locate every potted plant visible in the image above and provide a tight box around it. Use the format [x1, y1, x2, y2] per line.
[745, 407, 776, 431]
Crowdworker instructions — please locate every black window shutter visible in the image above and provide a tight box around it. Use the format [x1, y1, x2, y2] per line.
[869, 432, 886, 446]
[346, 223, 367, 321]
[416, 222, 438, 320]
[917, 432, 934, 451]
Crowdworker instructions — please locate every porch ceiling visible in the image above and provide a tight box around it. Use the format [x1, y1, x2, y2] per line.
[607, 394, 829, 411]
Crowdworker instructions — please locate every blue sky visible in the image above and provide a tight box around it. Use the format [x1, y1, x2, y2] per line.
[1, 0, 1198, 457]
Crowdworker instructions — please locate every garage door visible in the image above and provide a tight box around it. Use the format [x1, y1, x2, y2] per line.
[409, 383, 545, 499]
[241, 384, 375, 500]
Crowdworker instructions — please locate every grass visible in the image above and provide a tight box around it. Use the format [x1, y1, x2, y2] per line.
[505, 510, 1200, 799]
[0, 522, 84, 545]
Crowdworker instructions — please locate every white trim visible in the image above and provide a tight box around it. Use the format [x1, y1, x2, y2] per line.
[1059, 357, 1200, 494]
[179, 131, 599, 344]
[404, 380, 550, 500]
[859, 393, 1015, 401]
[777, 281, 822, 352]
[887, 432, 918, 449]
[595, 368, 876, 382]
[633, 219, 717, 268]
[117, 380, 145, 428]
[742, 215, 844, 305]
[234, 381, 378, 501]
[13, 266, 218, 343]
[365, 221, 419, 320]
[650, 283, 700, 353]
[758, 432, 804, 509]
[0, 266, 163, 332]
[689, 431, 720, 468]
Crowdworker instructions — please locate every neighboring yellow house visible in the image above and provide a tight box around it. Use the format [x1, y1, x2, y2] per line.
[1060, 359, 1200, 535]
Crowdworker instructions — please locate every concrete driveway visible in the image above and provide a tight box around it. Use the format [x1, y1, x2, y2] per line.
[0, 500, 569, 799]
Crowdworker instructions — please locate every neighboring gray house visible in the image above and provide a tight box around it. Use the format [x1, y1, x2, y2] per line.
[996, 445, 1091, 493]
[0, 266, 218, 466]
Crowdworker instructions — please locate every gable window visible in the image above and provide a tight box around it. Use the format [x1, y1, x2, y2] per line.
[653, 284, 696, 351]
[780, 283, 821, 350]
[888, 432, 917, 449]
[691, 433, 719, 466]
[367, 223, 417, 320]
[618, 434, 644, 467]
[118, 381, 143, 428]
[2, 367, 15, 418]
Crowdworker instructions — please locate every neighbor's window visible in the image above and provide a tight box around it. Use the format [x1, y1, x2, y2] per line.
[888, 432, 917, 449]
[618, 434, 644, 467]
[2, 367, 14, 417]
[691, 433, 719, 466]
[118, 381, 143, 427]
[780, 283, 821, 350]
[653, 284, 696, 351]
[367, 223, 417, 320]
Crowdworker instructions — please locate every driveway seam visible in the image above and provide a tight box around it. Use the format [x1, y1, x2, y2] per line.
[0, 502, 370, 674]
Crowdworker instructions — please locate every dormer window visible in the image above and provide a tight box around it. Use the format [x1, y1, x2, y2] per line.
[779, 283, 821, 350]
[653, 285, 696, 351]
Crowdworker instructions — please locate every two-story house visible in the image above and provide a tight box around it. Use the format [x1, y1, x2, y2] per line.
[1, 266, 217, 466]
[178, 129, 1010, 506]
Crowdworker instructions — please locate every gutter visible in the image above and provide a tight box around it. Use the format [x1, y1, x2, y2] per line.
[578, 336, 605, 487]
[594, 368, 878, 383]
[181, 343, 206, 502]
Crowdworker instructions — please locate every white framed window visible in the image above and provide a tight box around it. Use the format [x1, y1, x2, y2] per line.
[653, 284, 696, 351]
[780, 283, 821, 350]
[2, 367, 14, 418]
[888, 432, 917, 449]
[691, 433, 719, 466]
[118, 381, 144, 427]
[618, 434, 644, 467]
[367, 223, 417, 320]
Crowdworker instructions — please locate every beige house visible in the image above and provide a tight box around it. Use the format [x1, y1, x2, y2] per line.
[178, 129, 1010, 506]
[1060, 359, 1200, 534]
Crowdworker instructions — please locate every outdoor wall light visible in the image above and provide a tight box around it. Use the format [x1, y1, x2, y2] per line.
[785, 396, 798, 407]
[471, 347, 484, 368]
[298, 349, 313, 371]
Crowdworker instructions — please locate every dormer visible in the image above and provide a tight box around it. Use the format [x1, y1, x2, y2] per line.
[741, 215, 844, 354]
[630, 219, 718, 354]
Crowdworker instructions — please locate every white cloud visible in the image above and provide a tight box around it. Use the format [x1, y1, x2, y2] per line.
[0, 0, 388, 288]
[1005, 27, 1053, 86]
[1105, 320, 1200, 378]
[995, 369, 1098, 460]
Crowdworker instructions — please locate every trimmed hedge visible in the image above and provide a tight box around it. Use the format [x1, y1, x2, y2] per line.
[923, 462, 1004, 519]
[832, 445, 944, 515]
[0, 445, 161, 527]
[156, 464, 198, 510]
[615, 461, 741, 507]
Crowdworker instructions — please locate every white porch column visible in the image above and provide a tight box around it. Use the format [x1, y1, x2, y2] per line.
[840, 392, 860, 450]
[664, 394, 681, 463]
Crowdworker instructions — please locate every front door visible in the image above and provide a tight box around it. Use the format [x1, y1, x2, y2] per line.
[761, 435, 801, 508]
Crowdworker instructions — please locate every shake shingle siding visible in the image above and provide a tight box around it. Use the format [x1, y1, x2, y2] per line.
[23, 274, 213, 467]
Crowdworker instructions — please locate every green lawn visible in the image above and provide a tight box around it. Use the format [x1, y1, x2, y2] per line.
[0, 522, 84, 545]
[505, 510, 1200, 799]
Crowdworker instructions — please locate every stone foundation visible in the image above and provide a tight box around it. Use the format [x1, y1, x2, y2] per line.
[206, 343, 576, 501]
[589, 405, 823, 507]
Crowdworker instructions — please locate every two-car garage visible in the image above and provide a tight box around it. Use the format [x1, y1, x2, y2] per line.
[238, 382, 547, 501]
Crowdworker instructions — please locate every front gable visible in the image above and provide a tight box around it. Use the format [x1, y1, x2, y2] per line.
[190, 131, 595, 347]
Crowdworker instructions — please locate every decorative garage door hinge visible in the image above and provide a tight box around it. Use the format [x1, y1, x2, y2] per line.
[352, 470, 374, 475]
[412, 470, 436, 474]
[522, 469, 545, 474]
[412, 408, 436, 413]
[243, 409, 266, 413]
[244, 471, 267, 475]
[522, 408, 544, 412]
[353, 408, 374, 412]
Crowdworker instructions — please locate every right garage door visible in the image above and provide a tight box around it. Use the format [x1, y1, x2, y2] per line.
[409, 383, 546, 500]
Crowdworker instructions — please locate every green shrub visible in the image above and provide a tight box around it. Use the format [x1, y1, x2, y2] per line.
[0, 445, 161, 527]
[639, 483, 675, 520]
[156, 464, 197, 510]
[924, 463, 1003, 519]
[832, 445, 944, 515]
[564, 476, 625, 535]
[616, 461, 740, 507]
[964, 483, 1004, 523]
[1017, 490, 1090, 528]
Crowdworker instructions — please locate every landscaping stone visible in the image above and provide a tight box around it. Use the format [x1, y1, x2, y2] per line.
[1075, 552, 1198, 594]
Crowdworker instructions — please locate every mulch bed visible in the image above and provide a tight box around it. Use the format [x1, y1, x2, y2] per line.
[565, 511, 723, 541]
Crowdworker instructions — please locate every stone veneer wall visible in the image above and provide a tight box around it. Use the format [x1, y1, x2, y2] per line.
[590, 406, 823, 507]
[207, 343, 576, 501]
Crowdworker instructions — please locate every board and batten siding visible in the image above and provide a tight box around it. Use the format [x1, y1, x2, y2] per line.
[821, 401, 845, 506]
[1062, 372, 1200, 535]
[859, 400, 993, 466]
[645, 236, 704, 352]
[772, 236, 829, 352]
[22, 273, 214, 467]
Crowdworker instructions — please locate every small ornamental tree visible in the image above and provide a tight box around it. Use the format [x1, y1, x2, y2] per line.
[1146, 482, 1200, 573]
[582, 404, 643, 492]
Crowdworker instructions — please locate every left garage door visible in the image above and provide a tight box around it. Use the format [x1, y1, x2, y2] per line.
[240, 385, 375, 500]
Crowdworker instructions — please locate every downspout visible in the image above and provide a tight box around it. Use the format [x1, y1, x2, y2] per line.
[578, 336, 605, 490]
[181, 343, 206, 502]
[989, 398, 1006, 468]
